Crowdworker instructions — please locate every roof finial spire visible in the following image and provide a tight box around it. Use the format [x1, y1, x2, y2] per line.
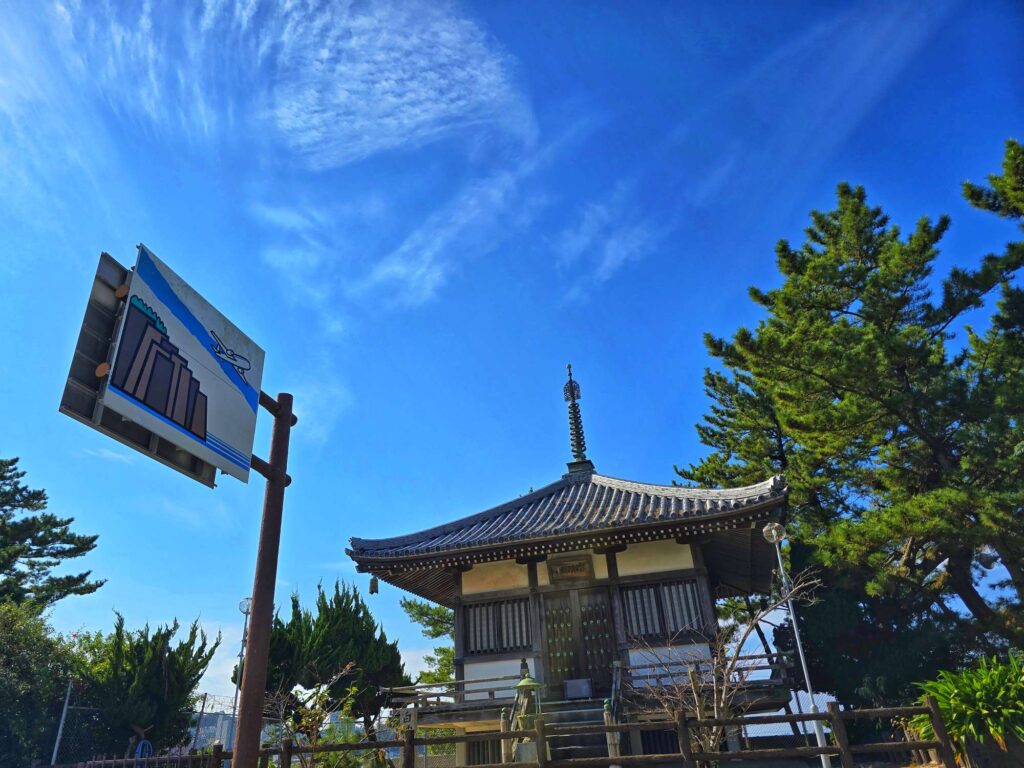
[564, 364, 595, 474]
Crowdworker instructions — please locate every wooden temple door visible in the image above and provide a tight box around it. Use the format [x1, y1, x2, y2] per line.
[543, 587, 616, 696]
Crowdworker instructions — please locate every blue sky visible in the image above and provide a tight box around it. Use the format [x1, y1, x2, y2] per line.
[1, 0, 1021, 697]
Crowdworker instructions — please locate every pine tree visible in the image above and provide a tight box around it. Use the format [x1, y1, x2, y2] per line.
[0, 457, 103, 607]
[679, 140, 1024, 698]
[401, 597, 455, 683]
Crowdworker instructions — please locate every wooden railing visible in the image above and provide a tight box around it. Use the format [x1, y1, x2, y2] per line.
[622, 651, 791, 691]
[385, 652, 789, 716]
[542, 698, 956, 768]
[53, 695, 956, 768]
[384, 673, 523, 708]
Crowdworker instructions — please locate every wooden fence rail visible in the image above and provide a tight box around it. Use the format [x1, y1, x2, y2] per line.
[51, 696, 954, 768]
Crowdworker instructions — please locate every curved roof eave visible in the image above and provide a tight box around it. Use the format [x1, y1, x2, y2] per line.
[347, 472, 787, 565]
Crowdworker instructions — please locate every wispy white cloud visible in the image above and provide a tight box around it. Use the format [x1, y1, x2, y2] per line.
[80, 447, 138, 465]
[265, 1, 535, 169]
[50, 0, 534, 170]
[668, 1, 958, 211]
[150, 497, 237, 531]
[289, 373, 355, 445]
[555, 180, 674, 300]
[549, 1, 954, 301]
[353, 164, 529, 305]
[0, 5, 137, 264]
[348, 123, 588, 306]
[251, 120, 585, 317]
[249, 203, 325, 237]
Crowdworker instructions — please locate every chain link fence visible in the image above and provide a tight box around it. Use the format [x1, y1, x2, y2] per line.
[49, 689, 284, 763]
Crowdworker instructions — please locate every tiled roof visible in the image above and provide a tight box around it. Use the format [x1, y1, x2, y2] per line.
[348, 471, 786, 564]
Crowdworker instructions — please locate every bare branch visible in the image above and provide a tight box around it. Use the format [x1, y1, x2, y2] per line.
[625, 571, 819, 756]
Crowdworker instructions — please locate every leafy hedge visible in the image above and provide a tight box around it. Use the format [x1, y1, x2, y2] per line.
[910, 654, 1024, 756]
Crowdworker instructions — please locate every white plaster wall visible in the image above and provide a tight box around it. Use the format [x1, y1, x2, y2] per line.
[627, 643, 710, 688]
[616, 539, 693, 577]
[537, 550, 607, 586]
[463, 656, 536, 700]
[462, 559, 529, 594]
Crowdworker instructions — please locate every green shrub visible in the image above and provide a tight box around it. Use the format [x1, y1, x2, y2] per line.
[910, 654, 1024, 755]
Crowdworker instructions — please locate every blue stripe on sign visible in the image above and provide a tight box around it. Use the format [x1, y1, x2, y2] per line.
[206, 434, 246, 459]
[135, 246, 259, 413]
[206, 433, 250, 464]
[106, 385, 251, 472]
[206, 440, 248, 467]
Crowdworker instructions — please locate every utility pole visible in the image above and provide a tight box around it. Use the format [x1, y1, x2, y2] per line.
[230, 598, 252, 748]
[50, 681, 72, 765]
[232, 391, 296, 768]
[763, 522, 832, 768]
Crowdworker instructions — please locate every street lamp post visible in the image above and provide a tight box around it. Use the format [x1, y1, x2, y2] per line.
[230, 597, 253, 749]
[762, 522, 832, 768]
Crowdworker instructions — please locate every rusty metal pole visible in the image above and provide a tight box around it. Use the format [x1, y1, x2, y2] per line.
[232, 392, 295, 768]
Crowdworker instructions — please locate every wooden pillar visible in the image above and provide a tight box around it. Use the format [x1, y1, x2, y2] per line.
[629, 722, 643, 758]
[688, 543, 717, 637]
[500, 709, 513, 764]
[604, 705, 621, 768]
[534, 717, 549, 768]
[454, 727, 468, 767]
[527, 561, 546, 683]
[675, 711, 697, 768]
[603, 547, 630, 665]
[402, 727, 416, 768]
[453, 569, 465, 691]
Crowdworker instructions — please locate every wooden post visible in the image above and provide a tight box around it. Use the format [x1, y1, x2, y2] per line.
[675, 711, 697, 768]
[234, 393, 295, 768]
[209, 744, 223, 768]
[501, 709, 513, 764]
[604, 705, 621, 768]
[280, 738, 293, 768]
[403, 726, 416, 768]
[925, 695, 957, 768]
[827, 702, 854, 768]
[534, 716, 549, 768]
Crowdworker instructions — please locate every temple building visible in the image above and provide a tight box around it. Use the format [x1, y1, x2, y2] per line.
[347, 367, 791, 762]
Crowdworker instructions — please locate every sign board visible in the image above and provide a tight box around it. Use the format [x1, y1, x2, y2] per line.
[547, 556, 594, 584]
[397, 706, 418, 730]
[60, 246, 264, 485]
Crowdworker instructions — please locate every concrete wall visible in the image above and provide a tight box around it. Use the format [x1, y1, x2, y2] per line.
[462, 656, 536, 700]
[462, 559, 529, 595]
[616, 539, 693, 577]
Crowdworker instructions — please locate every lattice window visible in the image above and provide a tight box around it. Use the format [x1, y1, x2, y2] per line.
[464, 598, 531, 656]
[622, 580, 704, 640]
[467, 738, 502, 765]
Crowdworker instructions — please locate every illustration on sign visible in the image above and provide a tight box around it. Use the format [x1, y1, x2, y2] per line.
[100, 245, 265, 483]
[111, 296, 209, 440]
